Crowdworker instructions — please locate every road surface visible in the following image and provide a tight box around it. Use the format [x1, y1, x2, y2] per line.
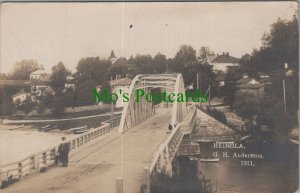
[2, 109, 172, 193]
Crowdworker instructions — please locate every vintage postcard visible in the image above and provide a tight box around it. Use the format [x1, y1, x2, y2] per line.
[0, 1, 298, 193]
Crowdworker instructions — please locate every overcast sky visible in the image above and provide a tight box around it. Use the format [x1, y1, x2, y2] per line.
[0, 2, 297, 73]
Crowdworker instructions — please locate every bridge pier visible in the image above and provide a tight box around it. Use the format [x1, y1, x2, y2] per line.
[0, 169, 2, 188]
[143, 167, 150, 193]
[115, 177, 123, 193]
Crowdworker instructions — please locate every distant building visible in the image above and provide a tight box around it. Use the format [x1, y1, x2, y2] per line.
[30, 69, 50, 80]
[257, 72, 271, 85]
[65, 75, 75, 89]
[216, 73, 226, 87]
[12, 90, 29, 104]
[31, 80, 52, 97]
[109, 75, 132, 108]
[109, 50, 118, 64]
[236, 74, 271, 96]
[207, 52, 240, 72]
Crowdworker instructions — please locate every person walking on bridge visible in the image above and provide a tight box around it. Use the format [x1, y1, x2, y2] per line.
[58, 137, 70, 167]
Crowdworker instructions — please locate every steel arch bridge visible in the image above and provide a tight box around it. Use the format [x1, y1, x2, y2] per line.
[118, 73, 188, 133]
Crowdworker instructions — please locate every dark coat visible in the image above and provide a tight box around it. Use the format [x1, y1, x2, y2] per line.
[59, 142, 70, 155]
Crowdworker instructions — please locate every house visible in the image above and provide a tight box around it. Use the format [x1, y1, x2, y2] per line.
[257, 72, 271, 85]
[12, 90, 29, 104]
[237, 78, 265, 97]
[109, 75, 132, 108]
[31, 80, 52, 98]
[65, 75, 75, 89]
[207, 52, 240, 72]
[30, 69, 50, 80]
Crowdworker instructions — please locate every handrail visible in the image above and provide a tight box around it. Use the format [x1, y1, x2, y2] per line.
[0, 115, 121, 188]
[149, 104, 197, 174]
[149, 123, 182, 174]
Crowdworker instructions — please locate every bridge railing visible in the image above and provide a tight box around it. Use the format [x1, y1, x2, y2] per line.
[140, 104, 197, 193]
[149, 123, 183, 175]
[0, 115, 121, 188]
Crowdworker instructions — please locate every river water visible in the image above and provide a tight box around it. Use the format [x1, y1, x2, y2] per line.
[0, 125, 74, 165]
[151, 141, 298, 193]
[196, 141, 298, 193]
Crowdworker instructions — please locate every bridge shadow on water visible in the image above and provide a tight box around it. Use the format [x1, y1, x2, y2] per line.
[150, 156, 211, 193]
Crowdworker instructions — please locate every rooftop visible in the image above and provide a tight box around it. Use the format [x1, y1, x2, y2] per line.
[110, 77, 132, 86]
[30, 69, 50, 75]
[12, 90, 28, 98]
[211, 53, 239, 64]
[0, 80, 31, 87]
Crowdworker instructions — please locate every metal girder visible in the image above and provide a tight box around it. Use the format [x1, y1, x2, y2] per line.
[118, 73, 187, 133]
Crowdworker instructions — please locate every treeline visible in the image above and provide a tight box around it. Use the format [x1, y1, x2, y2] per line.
[0, 45, 219, 116]
[223, 15, 299, 141]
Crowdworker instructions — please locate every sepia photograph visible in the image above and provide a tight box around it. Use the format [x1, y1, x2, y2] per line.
[0, 1, 299, 193]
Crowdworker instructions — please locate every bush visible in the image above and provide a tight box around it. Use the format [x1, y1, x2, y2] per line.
[207, 107, 227, 124]
[50, 96, 66, 116]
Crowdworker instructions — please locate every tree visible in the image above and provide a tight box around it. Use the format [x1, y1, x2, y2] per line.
[220, 69, 243, 107]
[248, 15, 298, 73]
[198, 46, 214, 62]
[75, 80, 101, 106]
[50, 96, 66, 116]
[239, 53, 258, 78]
[171, 45, 197, 72]
[50, 62, 70, 95]
[109, 57, 134, 76]
[9, 59, 43, 80]
[75, 57, 111, 84]
[130, 54, 154, 74]
[63, 88, 77, 108]
[256, 96, 293, 142]
[182, 61, 218, 98]
[18, 98, 36, 114]
[153, 53, 167, 73]
[0, 98, 16, 116]
[233, 92, 260, 123]
[37, 93, 54, 114]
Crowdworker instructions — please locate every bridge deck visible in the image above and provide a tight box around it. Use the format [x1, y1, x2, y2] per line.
[3, 109, 172, 193]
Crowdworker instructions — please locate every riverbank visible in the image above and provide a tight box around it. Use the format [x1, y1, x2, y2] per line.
[0, 126, 74, 165]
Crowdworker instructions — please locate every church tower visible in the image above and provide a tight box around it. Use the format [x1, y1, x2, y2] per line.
[109, 50, 117, 64]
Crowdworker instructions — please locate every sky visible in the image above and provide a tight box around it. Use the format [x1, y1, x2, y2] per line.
[0, 2, 298, 73]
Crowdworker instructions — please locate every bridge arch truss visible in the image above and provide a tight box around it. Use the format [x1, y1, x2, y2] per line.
[118, 73, 188, 133]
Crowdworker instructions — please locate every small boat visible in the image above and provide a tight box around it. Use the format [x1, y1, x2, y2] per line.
[41, 125, 50, 129]
[69, 125, 87, 132]
[39, 125, 50, 131]
[239, 134, 252, 141]
[43, 125, 58, 132]
[74, 129, 90, 134]
[200, 158, 220, 162]
[9, 124, 24, 130]
[189, 156, 199, 161]
[196, 139, 211, 143]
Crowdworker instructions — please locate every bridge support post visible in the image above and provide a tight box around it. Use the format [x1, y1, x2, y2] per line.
[115, 177, 123, 193]
[0, 169, 2, 188]
[34, 153, 39, 172]
[143, 167, 150, 193]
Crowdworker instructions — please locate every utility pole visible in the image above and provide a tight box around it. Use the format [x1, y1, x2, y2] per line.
[111, 76, 114, 120]
[283, 63, 288, 113]
[197, 73, 199, 90]
[199, 72, 202, 108]
[208, 84, 211, 109]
